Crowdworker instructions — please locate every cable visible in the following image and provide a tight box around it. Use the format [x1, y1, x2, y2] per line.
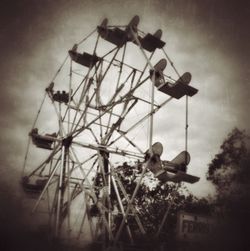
[162, 48, 181, 78]
[77, 28, 97, 46]
[185, 95, 189, 163]
[51, 54, 69, 83]
[21, 92, 47, 177]
[162, 48, 189, 159]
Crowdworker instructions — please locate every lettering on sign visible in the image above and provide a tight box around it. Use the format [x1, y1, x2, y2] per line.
[176, 211, 216, 242]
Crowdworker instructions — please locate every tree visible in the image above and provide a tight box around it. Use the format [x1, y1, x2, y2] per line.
[108, 161, 212, 249]
[207, 128, 249, 189]
[206, 128, 250, 249]
[207, 127, 250, 203]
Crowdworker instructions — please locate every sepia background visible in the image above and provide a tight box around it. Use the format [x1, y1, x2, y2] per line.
[0, 0, 249, 249]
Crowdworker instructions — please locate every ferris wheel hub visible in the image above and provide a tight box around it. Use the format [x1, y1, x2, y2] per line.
[62, 135, 73, 148]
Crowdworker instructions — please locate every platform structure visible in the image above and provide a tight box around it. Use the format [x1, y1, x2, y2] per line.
[21, 15, 199, 251]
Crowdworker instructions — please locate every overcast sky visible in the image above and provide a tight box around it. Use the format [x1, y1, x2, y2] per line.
[0, 0, 249, 243]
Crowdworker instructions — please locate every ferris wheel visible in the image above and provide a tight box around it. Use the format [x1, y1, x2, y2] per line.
[21, 15, 199, 250]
